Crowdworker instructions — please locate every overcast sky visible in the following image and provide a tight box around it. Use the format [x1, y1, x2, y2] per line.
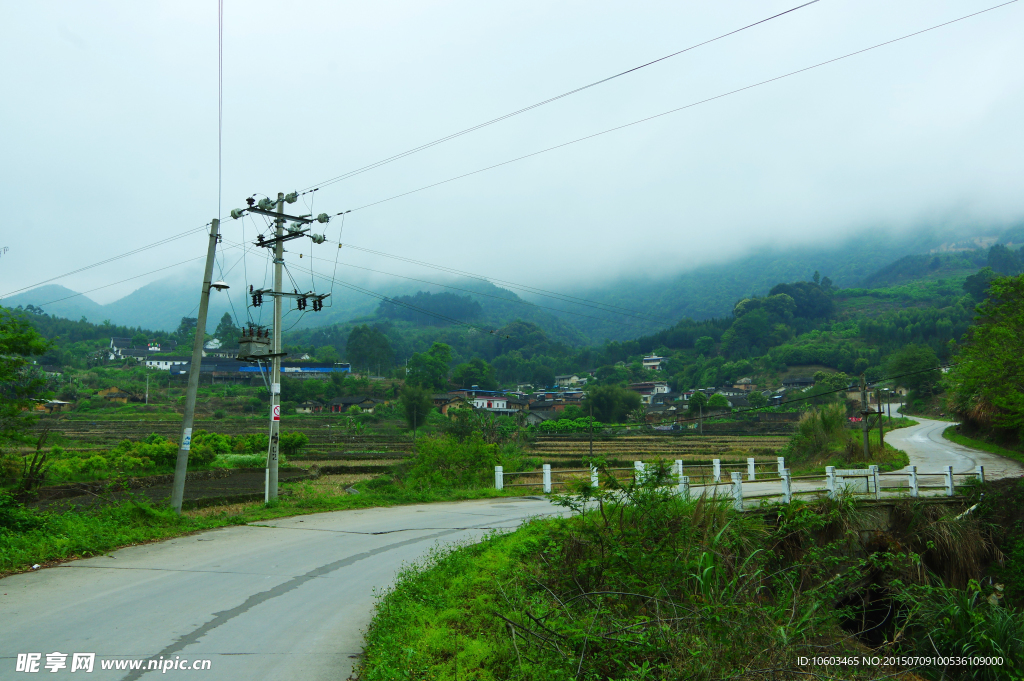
[2, 0, 1022, 307]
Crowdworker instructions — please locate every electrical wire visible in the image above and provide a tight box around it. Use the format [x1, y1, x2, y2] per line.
[336, 241, 676, 323]
[333, 0, 1019, 215]
[297, 0, 824, 195]
[220, 236, 665, 329]
[0, 225, 209, 300]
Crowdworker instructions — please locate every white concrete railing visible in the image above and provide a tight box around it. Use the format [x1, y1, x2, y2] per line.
[494, 460, 986, 505]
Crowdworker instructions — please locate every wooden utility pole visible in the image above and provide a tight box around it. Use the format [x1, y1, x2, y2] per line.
[170, 218, 221, 514]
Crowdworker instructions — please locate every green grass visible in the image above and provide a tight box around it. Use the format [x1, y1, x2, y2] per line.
[943, 426, 1024, 465]
[357, 482, 1024, 681]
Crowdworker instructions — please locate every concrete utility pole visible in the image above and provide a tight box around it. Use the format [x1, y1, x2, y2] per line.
[860, 375, 870, 459]
[267, 193, 285, 500]
[876, 388, 884, 448]
[170, 218, 221, 514]
[235, 191, 331, 501]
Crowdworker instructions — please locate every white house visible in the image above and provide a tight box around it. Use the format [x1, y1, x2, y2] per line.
[642, 355, 667, 371]
[144, 356, 191, 371]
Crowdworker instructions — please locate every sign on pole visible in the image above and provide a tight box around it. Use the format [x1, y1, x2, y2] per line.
[272, 405, 281, 421]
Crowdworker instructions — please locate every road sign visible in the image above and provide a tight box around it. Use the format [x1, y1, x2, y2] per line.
[272, 405, 281, 421]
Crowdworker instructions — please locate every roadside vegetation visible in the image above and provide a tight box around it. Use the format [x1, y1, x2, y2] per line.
[358, 473, 1024, 681]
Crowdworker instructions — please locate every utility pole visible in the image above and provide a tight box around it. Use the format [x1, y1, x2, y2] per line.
[145, 374, 149, 405]
[589, 401, 594, 460]
[876, 387, 884, 448]
[860, 375, 870, 459]
[170, 218, 221, 514]
[268, 192, 285, 501]
[234, 192, 331, 502]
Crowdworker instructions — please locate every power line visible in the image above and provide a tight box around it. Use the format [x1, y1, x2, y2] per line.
[0, 226, 209, 300]
[337, 0, 1019, 214]
[298, 0, 824, 194]
[220, 237, 652, 329]
[336, 241, 674, 323]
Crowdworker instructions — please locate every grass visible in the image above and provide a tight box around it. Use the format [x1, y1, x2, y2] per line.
[357, 477, 1024, 681]
[943, 425, 1024, 465]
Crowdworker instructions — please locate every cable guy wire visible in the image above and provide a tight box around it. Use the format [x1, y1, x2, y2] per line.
[340, 1, 1019, 215]
[298, 0, 824, 194]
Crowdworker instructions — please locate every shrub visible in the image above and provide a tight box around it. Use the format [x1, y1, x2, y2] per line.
[404, 435, 502, 491]
[213, 409, 226, 419]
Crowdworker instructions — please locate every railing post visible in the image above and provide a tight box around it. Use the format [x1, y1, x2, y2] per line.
[590, 465, 599, 488]
[826, 466, 836, 499]
[747, 457, 756, 481]
[675, 459, 683, 484]
[777, 456, 785, 475]
[870, 465, 880, 500]
[781, 469, 792, 504]
[543, 464, 552, 494]
[908, 465, 919, 498]
[975, 465, 985, 484]
[494, 465, 503, 490]
[944, 465, 954, 497]
[634, 460, 644, 484]
[713, 459, 721, 483]
[731, 472, 743, 510]
[678, 475, 690, 500]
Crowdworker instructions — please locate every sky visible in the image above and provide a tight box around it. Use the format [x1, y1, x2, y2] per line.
[1, 0, 1022, 308]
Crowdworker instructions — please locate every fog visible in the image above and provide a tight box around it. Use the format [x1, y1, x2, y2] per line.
[2, 0, 1022, 308]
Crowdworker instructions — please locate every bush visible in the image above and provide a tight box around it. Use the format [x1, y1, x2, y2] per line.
[403, 435, 534, 491]
[213, 409, 226, 419]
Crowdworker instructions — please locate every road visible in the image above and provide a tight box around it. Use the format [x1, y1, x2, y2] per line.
[0, 497, 567, 680]
[884, 415, 1024, 479]
[2, 418, 1020, 680]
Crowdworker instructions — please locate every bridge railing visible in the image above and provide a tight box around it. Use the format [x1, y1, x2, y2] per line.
[494, 460, 985, 507]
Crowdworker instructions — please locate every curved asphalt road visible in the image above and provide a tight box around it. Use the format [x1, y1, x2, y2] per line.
[0, 498, 567, 680]
[2, 419, 1020, 680]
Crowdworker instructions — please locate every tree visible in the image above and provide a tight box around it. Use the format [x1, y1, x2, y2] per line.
[747, 391, 767, 408]
[963, 267, 998, 301]
[316, 345, 340, 364]
[813, 370, 850, 391]
[451, 358, 498, 390]
[987, 244, 1021, 276]
[707, 393, 730, 411]
[131, 333, 148, 347]
[583, 385, 641, 423]
[406, 342, 452, 391]
[687, 391, 708, 414]
[885, 344, 940, 394]
[694, 336, 715, 355]
[0, 308, 51, 442]
[945, 274, 1024, 436]
[214, 312, 240, 347]
[399, 384, 434, 437]
[346, 325, 392, 372]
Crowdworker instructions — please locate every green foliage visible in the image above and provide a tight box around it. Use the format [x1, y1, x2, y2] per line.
[813, 370, 850, 390]
[451, 357, 497, 390]
[346, 324, 392, 371]
[399, 384, 435, 432]
[406, 342, 452, 390]
[945, 274, 1024, 439]
[583, 384, 641, 423]
[278, 432, 309, 457]
[534, 416, 601, 433]
[964, 267, 999, 301]
[403, 435, 529, 491]
[747, 390, 767, 408]
[0, 308, 52, 442]
[377, 291, 483, 325]
[707, 393, 730, 410]
[886, 343, 941, 393]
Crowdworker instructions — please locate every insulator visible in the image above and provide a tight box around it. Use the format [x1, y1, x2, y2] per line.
[285, 192, 299, 204]
[249, 284, 253, 292]
[310, 233, 325, 244]
[251, 294, 261, 308]
[257, 197, 273, 210]
[231, 208, 244, 219]
[316, 213, 330, 224]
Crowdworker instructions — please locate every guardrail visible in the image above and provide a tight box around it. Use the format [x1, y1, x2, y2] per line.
[495, 460, 985, 509]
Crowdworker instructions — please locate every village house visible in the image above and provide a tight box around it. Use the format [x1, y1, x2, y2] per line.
[627, 381, 670, 404]
[782, 376, 815, 389]
[554, 374, 587, 388]
[642, 355, 667, 371]
[144, 356, 191, 371]
[295, 400, 325, 414]
[329, 396, 377, 413]
[97, 386, 133, 404]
